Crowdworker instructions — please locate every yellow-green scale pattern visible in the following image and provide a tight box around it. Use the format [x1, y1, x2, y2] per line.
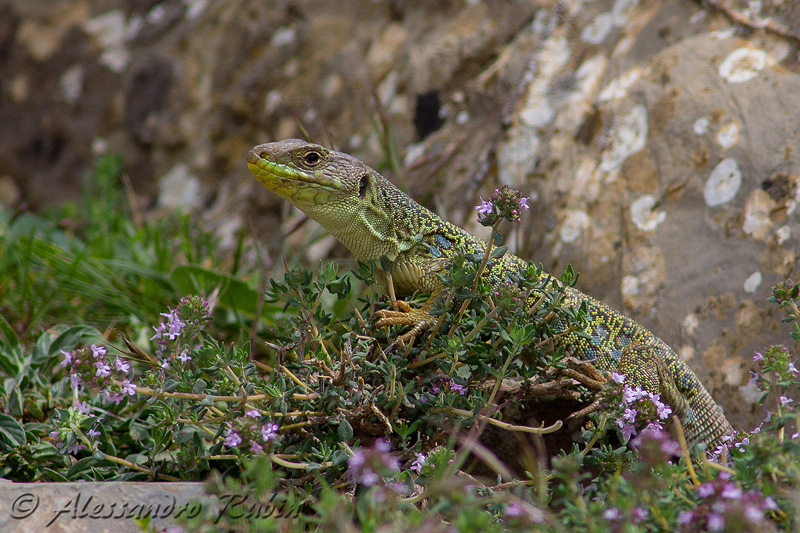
[394, 201, 732, 447]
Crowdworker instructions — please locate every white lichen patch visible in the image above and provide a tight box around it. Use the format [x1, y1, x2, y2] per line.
[264, 90, 283, 114]
[183, 0, 209, 19]
[598, 68, 643, 102]
[678, 345, 695, 362]
[682, 313, 699, 336]
[630, 195, 666, 231]
[59, 65, 84, 105]
[721, 359, 743, 386]
[271, 26, 297, 47]
[498, 36, 570, 186]
[520, 101, 554, 128]
[621, 246, 665, 311]
[704, 158, 741, 207]
[742, 189, 776, 240]
[158, 163, 201, 209]
[83, 10, 132, 72]
[693, 117, 709, 135]
[776, 225, 791, 245]
[568, 158, 601, 201]
[739, 379, 761, 403]
[581, 12, 613, 44]
[743, 271, 762, 293]
[715, 122, 740, 149]
[559, 210, 590, 242]
[599, 105, 648, 172]
[611, 0, 639, 25]
[711, 27, 736, 40]
[719, 48, 767, 83]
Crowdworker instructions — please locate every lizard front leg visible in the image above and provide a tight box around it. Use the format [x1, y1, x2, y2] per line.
[371, 255, 447, 348]
[374, 300, 436, 347]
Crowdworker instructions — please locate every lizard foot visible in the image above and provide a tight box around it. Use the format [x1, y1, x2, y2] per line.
[561, 357, 607, 391]
[373, 300, 435, 350]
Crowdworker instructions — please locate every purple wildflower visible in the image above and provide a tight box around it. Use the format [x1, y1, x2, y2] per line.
[87, 428, 100, 438]
[69, 373, 82, 389]
[60, 351, 73, 367]
[115, 358, 130, 372]
[76, 401, 91, 415]
[753, 351, 763, 362]
[359, 468, 379, 487]
[411, 453, 428, 473]
[121, 379, 137, 396]
[94, 361, 111, 378]
[721, 485, 742, 500]
[610, 371, 625, 384]
[177, 352, 191, 363]
[505, 503, 525, 517]
[450, 382, 467, 395]
[744, 504, 763, 522]
[621, 424, 637, 440]
[697, 483, 715, 498]
[475, 199, 494, 215]
[677, 511, 694, 525]
[66, 442, 85, 455]
[261, 422, 279, 441]
[347, 449, 365, 469]
[102, 389, 124, 405]
[246, 409, 260, 418]
[519, 197, 530, 210]
[603, 508, 621, 520]
[707, 513, 725, 531]
[631, 506, 648, 524]
[150, 323, 166, 341]
[90, 344, 106, 358]
[161, 308, 187, 340]
[250, 441, 263, 454]
[224, 429, 243, 448]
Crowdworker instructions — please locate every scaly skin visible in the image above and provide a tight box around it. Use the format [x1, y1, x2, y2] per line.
[247, 139, 734, 448]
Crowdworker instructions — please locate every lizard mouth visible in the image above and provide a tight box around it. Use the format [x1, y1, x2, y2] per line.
[246, 148, 343, 193]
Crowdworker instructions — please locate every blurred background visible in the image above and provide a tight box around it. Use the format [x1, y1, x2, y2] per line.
[1, 0, 799, 430]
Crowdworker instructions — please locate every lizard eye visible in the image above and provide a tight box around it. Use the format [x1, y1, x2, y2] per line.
[304, 151, 321, 166]
[358, 174, 369, 199]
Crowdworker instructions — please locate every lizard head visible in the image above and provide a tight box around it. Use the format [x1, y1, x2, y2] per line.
[247, 139, 399, 259]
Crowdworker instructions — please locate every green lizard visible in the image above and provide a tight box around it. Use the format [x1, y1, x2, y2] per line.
[246, 138, 734, 449]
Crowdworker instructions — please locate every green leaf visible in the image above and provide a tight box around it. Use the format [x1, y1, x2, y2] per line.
[0, 315, 18, 346]
[41, 468, 70, 481]
[337, 419, 353, 441]
[0, 414, 26, 450]
[48, 325, 100, 357]
[171, 265, 280, 318]
[492, 232, 503, 246]
[490, 246, 508, 260]
[192, 379, 208, 394]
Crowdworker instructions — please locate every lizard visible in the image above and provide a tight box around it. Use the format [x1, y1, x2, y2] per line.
[246, 138, 734, 449]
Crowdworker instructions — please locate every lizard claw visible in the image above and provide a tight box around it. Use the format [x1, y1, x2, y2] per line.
[373, 300, 435, 350]
[561, 357, 607, 391]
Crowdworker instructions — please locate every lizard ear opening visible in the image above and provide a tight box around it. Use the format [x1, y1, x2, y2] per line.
[358, 174, 369, 199]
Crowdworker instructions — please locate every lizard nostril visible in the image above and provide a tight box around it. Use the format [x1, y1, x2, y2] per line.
[246, 149, 263, 165]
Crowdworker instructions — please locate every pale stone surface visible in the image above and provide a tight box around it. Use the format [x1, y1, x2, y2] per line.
[0, 482, 208, 533]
